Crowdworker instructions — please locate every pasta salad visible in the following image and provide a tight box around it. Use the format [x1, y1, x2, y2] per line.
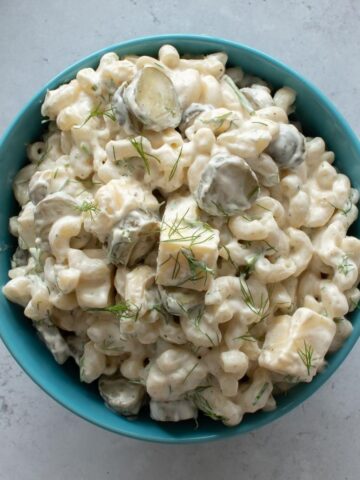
[3, 45, 360, 425]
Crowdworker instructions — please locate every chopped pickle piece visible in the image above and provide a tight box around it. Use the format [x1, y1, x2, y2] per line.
[195, 154, 259, 216]
[107, 209, 160, 266]
[124, 66, 181, 131]
[266, 123, 305, 169]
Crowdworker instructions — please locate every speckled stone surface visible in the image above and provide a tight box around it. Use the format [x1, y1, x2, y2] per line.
[0, 1, 359, 479]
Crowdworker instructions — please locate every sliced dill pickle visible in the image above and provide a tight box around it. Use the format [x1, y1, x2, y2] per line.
[124, 67, 181, 131]
[107, 209, 159, 266]
[266, 123, 305, 169]
[98, 375, 145, 416]
[195, 154, 259, 216]
[179, 103, 214, 133]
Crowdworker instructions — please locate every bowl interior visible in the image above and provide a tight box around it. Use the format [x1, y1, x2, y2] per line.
[1, 35, 360, 443]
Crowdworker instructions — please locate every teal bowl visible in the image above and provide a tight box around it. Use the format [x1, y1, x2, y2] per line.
[1, 34, 360, 443]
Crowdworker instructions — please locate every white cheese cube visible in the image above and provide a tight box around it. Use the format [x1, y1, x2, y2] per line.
[156, 194, 219, 291]
[259, 307, 336, 381]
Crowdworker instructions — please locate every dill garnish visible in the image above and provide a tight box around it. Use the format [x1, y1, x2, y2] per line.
[248, 185, 260, 200]
[201, 112, 238, 131]
[129, 137, 161, 174]
[180, 249, 215, 286]
[78, 102, 116, 127]
[263, 240, 278, 253]
[251, 121, 268, 127]
[255, 202, 272, 212]
[233, 333, 257, 342]
[211, 200, 230, 217]
[220, 244, 237, 269]
[241, 253, 260, 277]
[182, 362, 199, 383]
[168, 146, 183, 181]
[74, 200, 100, 220]
[223, 75, 255, 114]
[191, 305, 204, 330]
[252, 382, 270, 406]
[337, 254, 355, 276]
[239, 213, 258, 222]
[297, 340, 315, 376]
[239, 275, 269, 322]
[189, 390, 227, 422]
[88, 301, 140, 321]
[150, 303, 169, 321]
[160, 214, 215, 248]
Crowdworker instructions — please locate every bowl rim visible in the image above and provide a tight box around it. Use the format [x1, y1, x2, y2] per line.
[1, 33, 360, 444]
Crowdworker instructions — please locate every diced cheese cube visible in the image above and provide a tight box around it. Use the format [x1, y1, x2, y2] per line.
[156, 194, 219, 291]
[259, 307, 336, 381]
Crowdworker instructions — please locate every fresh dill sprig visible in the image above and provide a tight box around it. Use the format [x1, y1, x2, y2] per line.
[74, 200, 100, 220]
[179, 248, 215, 286]
[161, 214, 215, 247]
[168, 146, 183, 181]
[78, 102, 116, 127]
[233, 333, 257, 342]
[182, 362, 199, 383]
[252, 382, 270, 406]
[150, 303, 169, 321]
[220, 244, 237, 269]
[239, 275, 269, 322]
[58, 178, 70, 192]
[201, 112, 237, 131]
[154, 61, 165, 69]
[263, 240, 278, 253]
[211, 200, 230, 217]
[239, 213, 259, 222]
[251, 121, 268, 127]
[129, 137, 160, 174]
[329, 196, 353, 216]
[161, 207, 190, 238]
[191, 305, 204, 330]
[248, 185, 260, 200]
[171, 251, 181, 279]
[88, 301, 140, 321]
[337, 254, 355, 276]
[241, 253, 260, 277]
[204, 332, 217, 347]
[297, 340, 315, 376]
[224, 75, 255, 114]
[190, 390, 227, 422]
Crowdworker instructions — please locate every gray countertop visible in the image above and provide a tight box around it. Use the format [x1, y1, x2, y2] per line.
[0, 1, 359, 479]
